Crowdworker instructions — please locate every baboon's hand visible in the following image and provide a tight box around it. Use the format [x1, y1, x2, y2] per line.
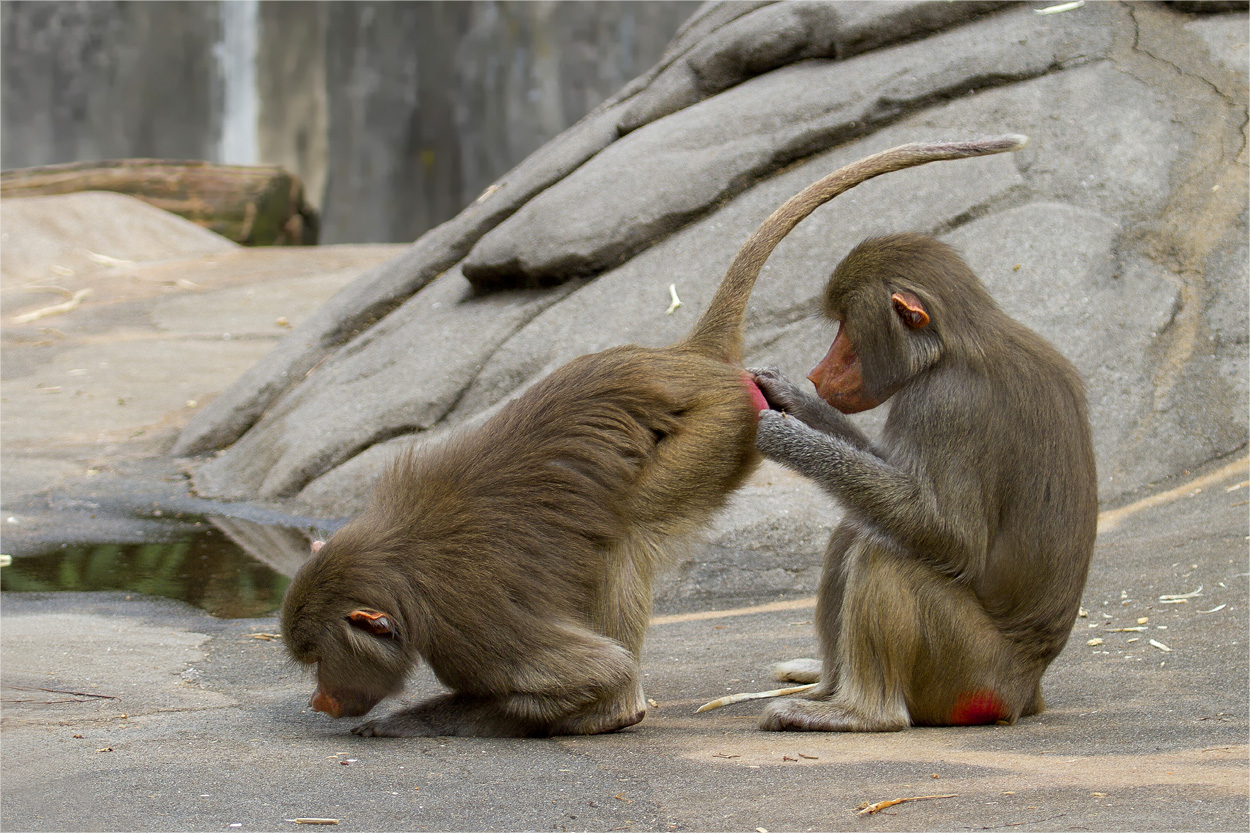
[748, 366, 809, 415]
[751, 366, 871, 448]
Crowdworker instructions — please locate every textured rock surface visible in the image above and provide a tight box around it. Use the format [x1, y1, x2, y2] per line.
[179, 1, 1248, 601]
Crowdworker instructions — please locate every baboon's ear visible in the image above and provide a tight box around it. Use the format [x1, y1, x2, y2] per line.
[891, 291, 929, 329]
[347, 609, 395, 638]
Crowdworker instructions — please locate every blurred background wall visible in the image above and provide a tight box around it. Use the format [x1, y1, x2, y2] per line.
[0, 0, 699, 243]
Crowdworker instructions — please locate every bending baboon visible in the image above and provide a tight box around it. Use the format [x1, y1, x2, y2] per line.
[280, 137, 1027, 738]
[752, 232, 1097, 732]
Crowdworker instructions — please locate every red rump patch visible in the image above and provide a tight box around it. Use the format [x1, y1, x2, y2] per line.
[742, 373, 769, 416]
[950, 690, 1008, 725]
[310, 689, 344, 718]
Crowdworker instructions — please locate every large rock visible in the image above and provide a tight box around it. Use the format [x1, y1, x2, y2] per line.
[179, 1, 1248, 601]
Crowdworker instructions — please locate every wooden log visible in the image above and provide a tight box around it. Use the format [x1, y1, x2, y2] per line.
[0, 159, 319, 246]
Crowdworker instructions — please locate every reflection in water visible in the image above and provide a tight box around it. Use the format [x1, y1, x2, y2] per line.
[0, 516, 323, 619]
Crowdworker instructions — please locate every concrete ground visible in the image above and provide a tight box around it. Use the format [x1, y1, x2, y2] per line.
[1, 242, 1247, 831]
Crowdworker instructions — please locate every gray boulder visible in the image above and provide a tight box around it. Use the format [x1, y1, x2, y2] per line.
[179, 1, 1248, 602]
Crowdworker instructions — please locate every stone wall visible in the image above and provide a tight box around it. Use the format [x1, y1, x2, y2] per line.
[0, 0, 699, 242]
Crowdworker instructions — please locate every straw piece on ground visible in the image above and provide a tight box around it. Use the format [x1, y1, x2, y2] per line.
[696, 683, 817, 713]
[856, 794, 958, 815]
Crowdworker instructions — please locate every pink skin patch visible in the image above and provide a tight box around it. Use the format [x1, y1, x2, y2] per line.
[742, 372, 769, 417]
[950, 690, 1008, 725]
